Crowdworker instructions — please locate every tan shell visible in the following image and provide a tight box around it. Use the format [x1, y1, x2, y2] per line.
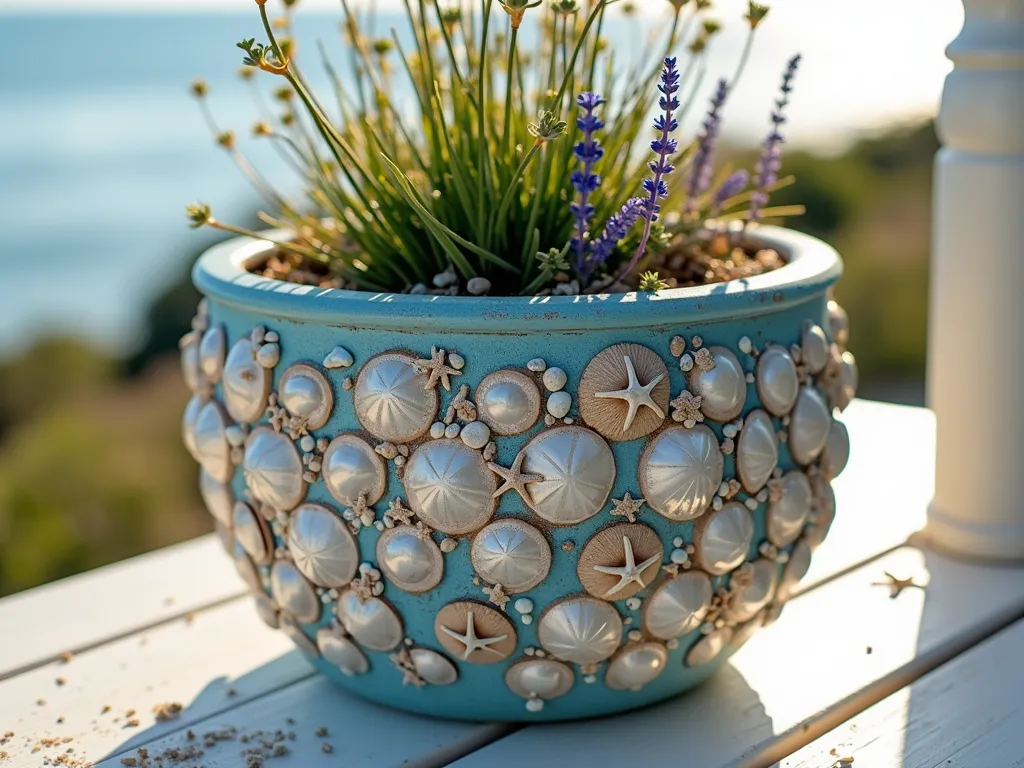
[579, 343, 671, 441]
[577, 523, 664, 600]
[434, 601, 518, 664]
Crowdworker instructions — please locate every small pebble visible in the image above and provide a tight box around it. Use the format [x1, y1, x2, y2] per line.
[430, 422, 446, 439]
[738, 336, 752, 354]
[514, 598, 534, 614]
[264, 331, 279, 343]
[712, 497, 724, 510]
[561, 540, 575, 552]
[521, 615, 533, 625]
[444, 423, 461, 439]
[256, 343, 280, 368]
[483, 441, 497, 461]
[440, 538, 458, 553]
[449, 353, 466, 370]
[628, 629, 642, 642]
[394, 455, 406, 467]
[410, 283, 428, 295]
[745, 498, 759, 510]
[691, 335, 703, 349]
[225, 426, 247, 447]
[543, 367, 568, 392]
[679, 354, 694, 372]
[673, 536, 684, 548]
[460, 421, 491, 450]
[432, 268, 457, 288]
[670, 549, 689, 565]
[745, 372, 755, 383]
[721, 438, 735, 455]
[756, 489, 769, 503]
[467, 277, 491, 295]
[527, 358, 547, 373]
[718, 481, 730, 497]
[525, 699, 544, 713]
[723, 424, 738, 439]
[547, 391, 572, 418]
[584, 674, 597, 684]
[323, 346, 354, 369]
[666, 638, 679, 650]
[300, 435, 316, 452]
[524, 646, 536, 656]
[544, 414, 556, 426]
[342, 377, 354, 391]
[670, 336, 686, 357]
[625, 597, 641, 611]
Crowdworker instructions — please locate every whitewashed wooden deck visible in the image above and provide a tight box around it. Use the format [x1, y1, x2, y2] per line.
[2, 399, 1022, 768]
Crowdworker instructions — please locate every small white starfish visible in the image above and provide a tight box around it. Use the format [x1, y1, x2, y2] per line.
[593, 536, 661, 598]
[488, 451, 543, 503]
[595, 355, 665, 432]
[439, 610, 508, 660]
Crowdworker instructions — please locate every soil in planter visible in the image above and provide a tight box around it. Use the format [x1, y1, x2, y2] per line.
[250, 232, 786, 296]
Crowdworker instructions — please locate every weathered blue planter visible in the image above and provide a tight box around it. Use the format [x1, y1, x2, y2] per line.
[182, 225, 857, 722]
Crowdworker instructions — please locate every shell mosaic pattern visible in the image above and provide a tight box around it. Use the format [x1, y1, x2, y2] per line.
[181, 298, 856, 720]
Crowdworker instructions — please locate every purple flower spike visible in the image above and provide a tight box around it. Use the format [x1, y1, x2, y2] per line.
[585, 197, 646, 276]
[711, 169, 749, 215]
[610, 57, 680, 286]
[749, 54, 801, 224]
[686, 78, 729, 214]
[571, 91, 606, 275]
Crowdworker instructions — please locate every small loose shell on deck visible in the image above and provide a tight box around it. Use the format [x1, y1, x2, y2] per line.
[287, 503, 360, 588]
[233, 501, 273, 565]
[243, 427, 307, 511]
[687, 346, 747, 423]
[193, 400, 233, 484]
[577, 523, 663, 600]
[505, 659, 574, 701]
[199, 468, 234, 529]
[789, 387, 832, 465]
[270, 559, 322, 625]
[376, 525, 445, 593]
[410, 649, 459, 686]
[694, 501, 755, 576]
[729, 559, 779, 624]
[766, 471, 813, 547]
[756, 346, 799, 416]
[736, 409, 779, 493]
[354, 353, 438, 443]
[278, 363, 334, 430]
[199, 325, 226, 383]
[686, 628, 733, 667]
[404, 439, 497, 535]
[537, 597, 623, 665]
[471, 519, 551, 594]
[605, 642, 669, 691]
[321, 434, 387, 507]
[639, 424, 724, 522]
[520, 427, 616, 525]
[434, 601, 517, 664]
[476, 370, 541, 436]
[643, 570, 714, 640]
[578, 343, 671, 441]
[317, 626, 369, 676]
[336, 591, 404, 651]
[222, 336, 272, 424]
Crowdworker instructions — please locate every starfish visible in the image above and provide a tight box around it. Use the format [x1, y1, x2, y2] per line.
[385, 497, 415, 526]
[670, 390, 704, 426]
[488, 451, 543, 503]
[594, 355, 665, 432]
[483, 583, 510, 611]
[390, 648, 425, 687]
[593, 536, 661, 598]
[873, 571, 925, 599]
[609, 493, 645, 523]
[416, 346, 461, 392]
[439, 610, 508, 660]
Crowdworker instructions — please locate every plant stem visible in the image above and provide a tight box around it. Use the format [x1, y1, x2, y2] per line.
[503, 26, 519, 157]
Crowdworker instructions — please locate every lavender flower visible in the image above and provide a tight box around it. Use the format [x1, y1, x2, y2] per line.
[750, 54, 801, 223]
[686, 78, 728, 214]
[586, 197, 645, 275]
[570, 92, 605, 275]
[710, 169, 749, 215]
[610, 56, 680, 285]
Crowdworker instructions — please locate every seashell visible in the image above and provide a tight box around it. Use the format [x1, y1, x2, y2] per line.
[233, 501, 272, 565]
[232, 541, 262, 593]
[222, 336, 272, 423]
[694, 501, 754, 575]
[376, 525, 445, 593]
[686, 346, 747, 423]
[336, 591, 404, 651]
[789, 387, 832, 465]
[321, 434, 387, 507]
[756, 346, 799, 416]
[199, 325, 226, 383]
[193, 400, 233, 484]
[434, 601, 517, 664]
[730, 611, 767, 648]
[180, 331, 202, 393]
[686, 628, 733, 667]
[322, 346, 354, 370]
[820, 419, 850, 479]
[837, 351, 858, 411]
[460, 421, 491, 450]
[505, 659, 574, 701]
[828, 301, 849, 348]
[278, 364, 334, 430]
[471, 519, 552, 594]
[643, 570, 714, 640]
[476, 370, 541, 436]
[605, 642, 669, 691]
[779, 538, 812, 601]
[253, 593, 280, 629]
[271, 560, 321, 624]
[404, 439, 497, 534]
[527, 358, 547, 373]
[317, 626, 369, 676]
[546, 391, 572, 419]
[280, 615, 319, 657]
[243, 427, 307, 511]
[736, 409, 779, 493]
[288, 503, 359, 588]
[409, 649, 459, 685]
[729, 559, 778, 623]
[578, 343, 670, 441]
[256, 342, 280, 369]
[766, 471, 813, 547]
[448, 353, 466, 370]
[639, 425, 724, 522]
[182, 394, 205, 459]
[802, 323, 829, 374]
[537, 597, 623, 665]
[354, 353, 438, 443]
[520, 427, 616, 525]
[214, 520, 235, 555]
[577, 523, 663, 600]
[199, 469, 234, 528]
[805, 476, 836, 550]
[543, 367, 568, 392]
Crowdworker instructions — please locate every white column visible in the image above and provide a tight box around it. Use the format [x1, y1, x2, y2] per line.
[924, 0, 1024, 561]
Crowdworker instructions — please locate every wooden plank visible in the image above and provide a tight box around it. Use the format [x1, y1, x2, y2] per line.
[450, 547, 1024, 768]
[781, 617, 1024, 768]
[0, 534, 244, 680]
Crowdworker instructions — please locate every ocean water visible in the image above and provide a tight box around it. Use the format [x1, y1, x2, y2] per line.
[0, 8, 955, 357]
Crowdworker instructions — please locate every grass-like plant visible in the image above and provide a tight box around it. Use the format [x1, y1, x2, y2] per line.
[186, 0, 803, 296]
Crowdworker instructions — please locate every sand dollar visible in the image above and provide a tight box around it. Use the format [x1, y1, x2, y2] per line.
[639, 425, 723, 522]
[687, 346, 746, 422]
[578, 343, 671, 441]
[321, 434, 387, 507]
[520, 427, 616, 525]
[199, 468, 234, 528]
[505, 659, 574, 701]
[409, 649, 459, 686]
[434, 601, 517, 664]
[471, 519, 551, 593]
[404, 439, 497, 534]
[686, 628, 733, 667]
[756, 346, 799, 416]
[729, 559, 778, 623]
[737, 409, 779, 493]
[694, 501, 754, 575]
[820, 419, 850, 479]
[233, 501, 273, 565]
[643, 570, 714, 640]
[222, 336, 271, 424]
[193, 400, 233, 484]
[271, 560, 321, 625]
[376, 525, 444, 593]
[288, 503, 359, 588]
[766, 471, 813, 547]
[789, 387, 832, 465]
[537, 597, 622, 665]
[336, 591, 404, 651]
[243, 427, 306, 511]
[354, 353, 438, 442]
[605, 643, 669, 691]
[317, 626, 369, 676]
[278, 363, 334, 430]
[476, 370, 541, 436]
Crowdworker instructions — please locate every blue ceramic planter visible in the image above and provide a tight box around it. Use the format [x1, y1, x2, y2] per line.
[182, 225, 857, 722]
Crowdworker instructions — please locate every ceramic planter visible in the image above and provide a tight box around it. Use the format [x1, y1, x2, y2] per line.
[182, 224, 857, 722]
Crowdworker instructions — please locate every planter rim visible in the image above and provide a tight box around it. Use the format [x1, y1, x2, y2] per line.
[193, 224, 842, 333]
